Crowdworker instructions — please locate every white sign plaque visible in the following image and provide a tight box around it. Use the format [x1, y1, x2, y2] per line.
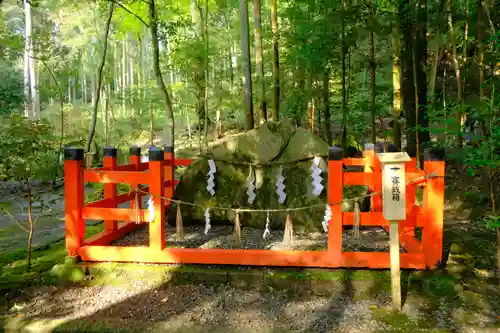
[377, 152, 411, 221]
[382, 163, 406, 220]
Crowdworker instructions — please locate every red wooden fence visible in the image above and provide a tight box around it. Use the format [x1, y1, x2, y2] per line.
[63, 145, 445, 269]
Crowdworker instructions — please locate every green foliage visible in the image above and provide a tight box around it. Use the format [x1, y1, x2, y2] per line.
[0, 114, 59, 182]
[0, 60, 24, 114]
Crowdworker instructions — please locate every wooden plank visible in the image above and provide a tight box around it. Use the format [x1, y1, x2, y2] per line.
[79, 246, 426, 269]
[150, 159, 165, 250]
[103, 156, 118, 232]
[389, 220, 402, 310]
[423, 160, 445, 268]
[79, 247, 333, 267]
[64, 159, 85, 257]
[84, 170, 149, 185]
[344, 212, 414, 227]
[328, 159, 343, 266]
[82, 207, 150, 222]
[84, 222, 143, 246]
[340, 252, 426, 269]
[342, 158, 366, 166]
[343, 172, 375, 186]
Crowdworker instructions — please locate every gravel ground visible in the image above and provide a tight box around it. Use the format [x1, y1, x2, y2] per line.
[1, 283, 402, 332]
[111, 224, 405, 253]
[4, 281, 497, 332]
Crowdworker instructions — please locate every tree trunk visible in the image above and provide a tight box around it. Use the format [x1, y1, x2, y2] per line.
[252, 0, 267, 124]
[85, 2, 114, 153]
[476, 0, 485, 102]
[401, 0, 417, 154]
[392, 34, 402, 150]
[322, 69, 332, 144]
[428, 0, 445, 106]
[24, 0, 35, 119]
[271, 0, 280, 121]
[122, 38, 126, 116]
[26, 180, 34, 270]
[149, 0, 175, 147]
[340, 0, 348, 151]
[103, 86, 109, 146]
[448, 0, 463, 146]
[368, 0, 376, 144]
[414, 0, 430, 150]
[203, 0, 210, 150]
[239, 0, 254, 130]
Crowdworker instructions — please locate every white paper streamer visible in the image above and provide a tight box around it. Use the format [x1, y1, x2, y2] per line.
[147, 195, 155, 223]
[322, 204, 332, 232]
[246, 166, 256, 204]
[206, 159, 216, 196]
[310, 156, 324, 196]
[204, 208, 211, 235]
[262, 211, 271, 239]
[275, 167, 286, 204]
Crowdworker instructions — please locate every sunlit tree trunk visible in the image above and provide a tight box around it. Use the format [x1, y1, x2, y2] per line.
[271, 0, 280, 121]
[239, 0, 254, 130]
[82, 66, 87, 104]
[149, 0, 175, 147]
[368, 0, 377, 144]
[24, 0, 35, 119]
[85, 2, 114, 153]
[392, 35, 402, 150]
[122, 38, 126, 116]
[252, 0, 267, 124]
[323, 69, 332, 144]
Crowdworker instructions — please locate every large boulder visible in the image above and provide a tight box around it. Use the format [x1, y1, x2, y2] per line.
[172, 121, 368, 231]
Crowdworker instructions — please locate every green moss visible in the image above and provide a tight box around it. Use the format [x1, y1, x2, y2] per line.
[409, 272, 458, 299]
[371, 308, 451, 333]
[0, 223, 103, 294]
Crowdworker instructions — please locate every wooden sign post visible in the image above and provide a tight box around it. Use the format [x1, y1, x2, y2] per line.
[376, 151, 412, 310]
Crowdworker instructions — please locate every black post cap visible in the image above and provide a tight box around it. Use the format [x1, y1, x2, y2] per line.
[387, 143, 399, 152]
[149, 146, 164, 161]
[328, 146, 343, 160]
[424, 147, 446, 161]
[129, 146, 141, 156]
[164, 145, 174, 153]
[103, 147, 118, 158]
[64, 147, 84, 161]
[406, 145, 417, 158]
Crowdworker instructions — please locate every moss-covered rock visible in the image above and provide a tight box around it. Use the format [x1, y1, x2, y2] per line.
[173, 121, 368, 231]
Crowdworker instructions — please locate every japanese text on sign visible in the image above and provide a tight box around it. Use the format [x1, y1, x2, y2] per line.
[391, 175, 400, 201]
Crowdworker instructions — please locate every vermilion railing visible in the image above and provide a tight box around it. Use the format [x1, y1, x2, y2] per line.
[63, 145, 445, 269]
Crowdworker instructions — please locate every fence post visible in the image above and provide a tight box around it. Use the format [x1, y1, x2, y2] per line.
[103, 147, 118, 232]
[149, 147, 165, 250]
[423, 147, 445, 268]
[164, 145, 174, 210]
[64, 147, 85, 259]
[129, 146, 142, 212]
[328, 146, 343, 266]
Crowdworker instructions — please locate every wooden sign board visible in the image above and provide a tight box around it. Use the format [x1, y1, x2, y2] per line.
[376, 152, 411, 221]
